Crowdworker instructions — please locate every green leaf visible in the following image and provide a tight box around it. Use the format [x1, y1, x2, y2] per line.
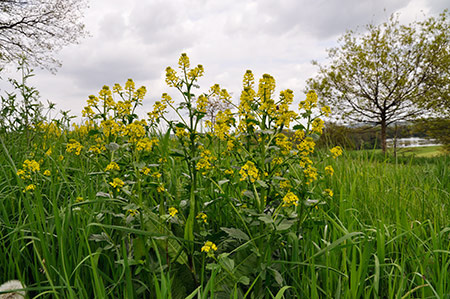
[170, 149, 184, 157]
[220, 227, 249, 241]
[256, 180, 268, 188]
[242, 190, 254, 200]
[258, 214, 274, 224]
[218, 179, 229, 186]
[238, 276, 250, 286]
[218, 253, 234, 271]
[293, 124, 305, 131]
[274, 286, 292, 299]
[276, 219, 295, 231]
[105, 142, 120, 151]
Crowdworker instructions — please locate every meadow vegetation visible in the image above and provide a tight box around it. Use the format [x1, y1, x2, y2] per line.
[0, 54, 449, 298]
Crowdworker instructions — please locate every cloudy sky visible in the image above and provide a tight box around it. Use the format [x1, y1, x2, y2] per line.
[1, 0, 449, 120]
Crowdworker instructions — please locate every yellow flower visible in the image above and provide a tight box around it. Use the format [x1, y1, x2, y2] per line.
[196, 94, 209, 113]
[127, 209, 139, 216]
[66, 139, 83, 155]
[109, 178, 125, 191]
[282, 191, 299, 207]
[23, 159, 40, 172]
[76, 196, 84, 203]
[224, 169, 234, 175]
[311, 118, 324, 134]
[279, 180, 292, 190]
[201, 241, 218, 253]
[43, 170, 51, 176]
[321, 106, 331, 117]
[140, 167, 151, 175]
[299, 90, 318, 111]
[330, 146, 343, 159]
[196, 212, 208, 223]
[105, 161, 120, 172]
[168, 207, 178, 217]
[152, 172, 162, 178]
[157, 185, 165, 193]
[325, 165, 334, 176]
[324, 189, 334, 197]
[23, 184, 36, 192]
[239, 161, 259, 183]
[304, 166, 318, 185]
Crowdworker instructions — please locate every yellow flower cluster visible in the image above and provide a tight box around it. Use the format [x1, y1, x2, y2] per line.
[157, 185, 165, 193]
[304, 166, 318, 185]
[165, 67, 180, 87]
[279, 179, 292, 190]
[140, 167, 151, 175]
[123, 120, 147, 143]
[196, 212, 208, 223]
[66, 139, 83, 155]
[196, 148, 216, 173]
[105, 161, 120, 172]
[299, 90, 318, 111]
[109, 178, 125, 191]
[148, 96, 169, 122]
[282, 192, 299, 207]
[311, 118, 324, 134]
[239, 161, 259, 183]
[275, 134, 292, 156]
[325, 165, 334, 176]
[169, 207, 178, 217]
[175, 127, 188, 138]
[321, 106, 331, 117]
[275, 89, 298, 128]
[323, 189, 334, 197]
[297, 137, 315, 157]
[330, 146, 343, 159]
[100, 119, 122, 138]
[213, 109, 233, 140]
[23, 184, 36, 193]
[201, 241, 217, 253]
[196, 95, 208, 113]
[136, 137, 158, 152]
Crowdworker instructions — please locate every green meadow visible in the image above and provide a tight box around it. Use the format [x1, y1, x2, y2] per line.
[0, 55, 449, 298]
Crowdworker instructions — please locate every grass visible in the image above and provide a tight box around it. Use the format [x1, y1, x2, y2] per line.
[1, 130, 449, 298]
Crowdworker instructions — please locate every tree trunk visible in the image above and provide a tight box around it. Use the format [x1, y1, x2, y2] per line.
[381, 119, 387, 153]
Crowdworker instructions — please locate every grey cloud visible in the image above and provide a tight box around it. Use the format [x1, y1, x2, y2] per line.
[223, 0, 411, 39]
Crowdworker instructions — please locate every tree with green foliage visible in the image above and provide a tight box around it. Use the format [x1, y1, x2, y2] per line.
[0, 0, 88, 71]
[307, 10, 450, 152]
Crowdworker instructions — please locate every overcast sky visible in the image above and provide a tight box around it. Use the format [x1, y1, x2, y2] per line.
[1, 0, 449, 120]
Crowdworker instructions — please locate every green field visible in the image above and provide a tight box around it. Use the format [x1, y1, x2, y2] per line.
[1, 57, 449, 298]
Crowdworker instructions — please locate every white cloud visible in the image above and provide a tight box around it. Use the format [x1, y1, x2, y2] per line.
[0, 0, 448, 121]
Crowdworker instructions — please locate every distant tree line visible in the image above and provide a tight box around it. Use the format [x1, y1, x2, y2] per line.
[315, 122, 443, 151]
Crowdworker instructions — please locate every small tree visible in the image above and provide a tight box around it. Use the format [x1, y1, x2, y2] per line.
[0, 0, 88, 70]
[307, 10, 450, 152]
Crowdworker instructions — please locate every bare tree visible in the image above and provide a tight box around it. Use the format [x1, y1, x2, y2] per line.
[0, 0, 88, 71]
